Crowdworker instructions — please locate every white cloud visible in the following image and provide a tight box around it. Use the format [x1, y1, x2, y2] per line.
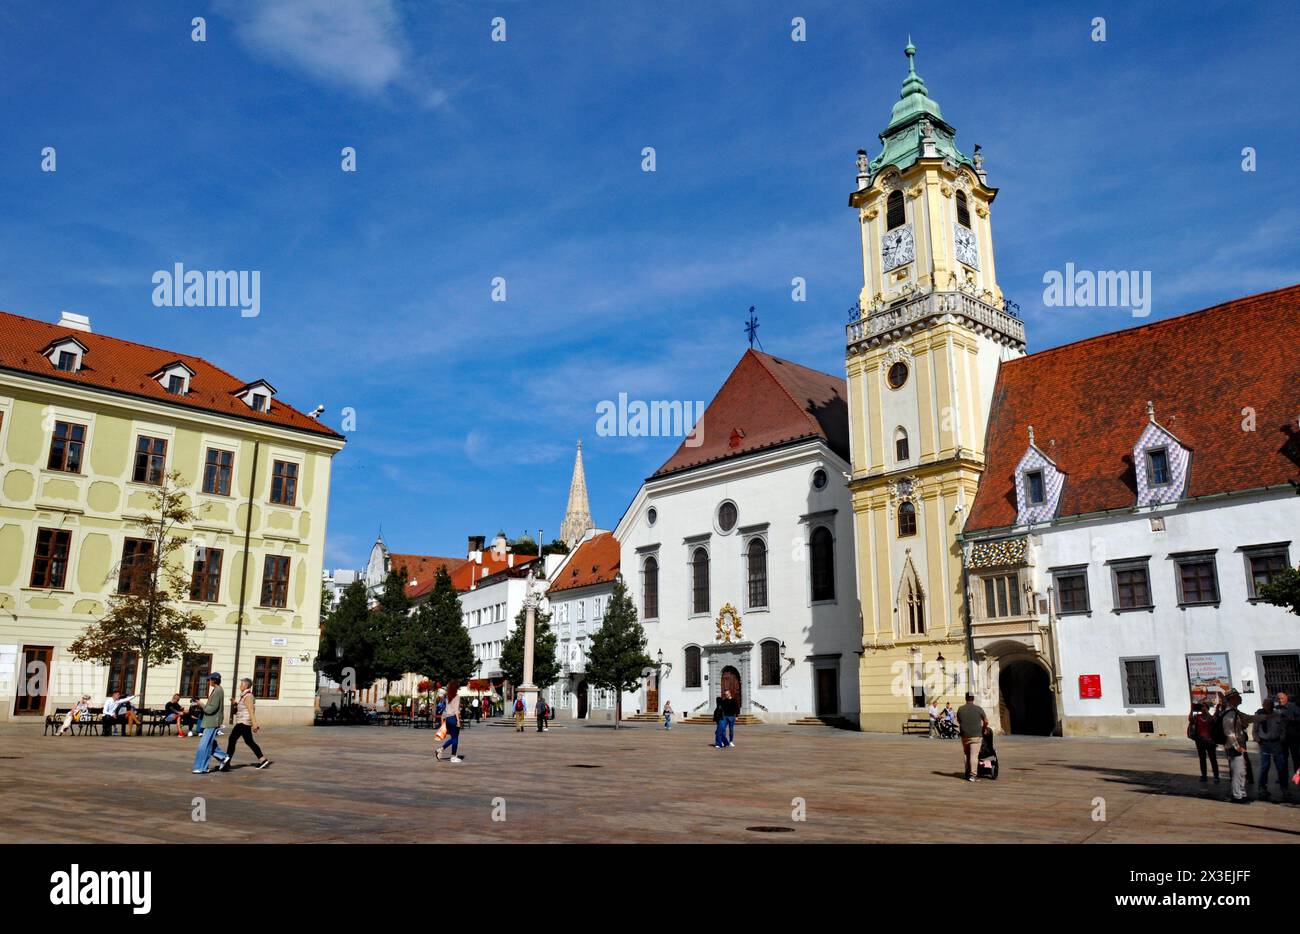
[217, 0, 414, 99]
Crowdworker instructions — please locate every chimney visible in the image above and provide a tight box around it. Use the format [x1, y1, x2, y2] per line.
[467, 535, 486, 559]
[508, 554, 515, 568]
[58, 311, 92, 333]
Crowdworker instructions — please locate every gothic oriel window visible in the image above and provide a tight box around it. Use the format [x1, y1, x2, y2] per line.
[897, 501, 917, 537]
[746, 538, 768, 609]
[642, 555, 659, 619]
[810, 526, 835, 601]
[901, 567, 926, 635]
[691, 547, 710, 614]
[956, 190, 971, 228]
[886, 189, 905, 230]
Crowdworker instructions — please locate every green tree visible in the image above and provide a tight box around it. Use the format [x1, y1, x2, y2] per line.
[1259, 565, 1300, 616]
[500, 603, 561, 691]
[372, 568, 413, 682]
[316, 579, 380, 700]
[69, 471, 206, 729]
[584, 579, 652, 728]
[407, 567, 476, 686]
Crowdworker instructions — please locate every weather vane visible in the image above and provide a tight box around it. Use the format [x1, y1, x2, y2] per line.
[745, 306, 763, 350]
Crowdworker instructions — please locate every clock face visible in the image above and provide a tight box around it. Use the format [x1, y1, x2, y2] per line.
[954, 224, 979, 269]
[881, 225, 915, 272]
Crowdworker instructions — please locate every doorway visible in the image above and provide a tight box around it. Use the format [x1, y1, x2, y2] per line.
[576, 681, 589, 719]
[721, 665, 741, 709]
[999, 660, 1055, 735]
[14, 645, 53, 716]
[815, 668, 839, 716]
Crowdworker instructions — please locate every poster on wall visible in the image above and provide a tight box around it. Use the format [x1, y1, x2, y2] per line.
[1078, 674, 1102, 698]
[1185, 653, 1231, 705]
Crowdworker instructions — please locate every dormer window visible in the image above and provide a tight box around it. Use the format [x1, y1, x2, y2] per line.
[151, 361, 195, 397]
[1026, 470, 1046, 505]
[234, 380, 277, 413]
[44, 337, 88, 374]
[1147, 448, 1170, 486]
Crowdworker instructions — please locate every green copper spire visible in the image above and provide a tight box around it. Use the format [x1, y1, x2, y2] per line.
[865, 38, 974, 183]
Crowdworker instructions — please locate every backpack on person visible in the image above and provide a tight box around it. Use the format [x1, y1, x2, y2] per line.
[515, 698, 524, 713]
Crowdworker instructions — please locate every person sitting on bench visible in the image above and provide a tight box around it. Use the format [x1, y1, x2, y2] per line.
[163, 694, 185, 737]
[101, 691, 128, 736]
[57, 695, 92, 736]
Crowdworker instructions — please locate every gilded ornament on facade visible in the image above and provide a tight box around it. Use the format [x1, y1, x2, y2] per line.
[715, 603, 743, 643]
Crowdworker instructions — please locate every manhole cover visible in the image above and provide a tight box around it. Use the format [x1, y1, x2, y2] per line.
[745, 826, 794, 833]
[568, 764, 602, 768]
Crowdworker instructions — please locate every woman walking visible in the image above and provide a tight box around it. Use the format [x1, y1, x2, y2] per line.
[662, 700, 674, 730]
[220, 677, 271, 770]
[436, 679, 464, 763]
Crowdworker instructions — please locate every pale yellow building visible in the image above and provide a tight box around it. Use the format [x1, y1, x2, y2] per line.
[0, 309, 345, 725]
[845, 43, 1026, 731]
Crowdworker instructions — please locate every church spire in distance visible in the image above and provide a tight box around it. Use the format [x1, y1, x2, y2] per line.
[560, 439, 594, 548]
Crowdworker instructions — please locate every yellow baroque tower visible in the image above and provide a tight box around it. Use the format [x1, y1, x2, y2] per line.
[845, 41, 1026, 731]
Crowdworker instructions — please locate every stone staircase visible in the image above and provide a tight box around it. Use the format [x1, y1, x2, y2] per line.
[790, 715, 851, 728]
[680, 713, 763, 726]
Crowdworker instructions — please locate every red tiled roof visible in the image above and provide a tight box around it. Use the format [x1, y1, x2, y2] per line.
[965, 284, 1300, 532]
[0, 309, 343, 439]
[548, 532, 620, 594]
[653, 349, 850, 477]
[446, 552, 541, 595]
[390, 554, 467, 599]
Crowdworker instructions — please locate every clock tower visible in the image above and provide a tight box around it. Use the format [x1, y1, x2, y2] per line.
[844, 41, 1027, 732]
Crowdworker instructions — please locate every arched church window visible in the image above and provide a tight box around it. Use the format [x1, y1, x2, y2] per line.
[886, 190, 905, 230]
[642, 555, 659, 619]
[810, 526, 835, 601]
[691, 547, 710, 614]
[760, 640, 781, 687]
[956, 190, 971, 228]
[684, 646, 702, 688]
[746, 538, 768, 609]
[898, 501, 917, 537]
[895, 427, 910, 463]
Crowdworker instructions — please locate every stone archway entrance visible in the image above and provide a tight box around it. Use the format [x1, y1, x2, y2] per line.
[999, 660, 1054, 735]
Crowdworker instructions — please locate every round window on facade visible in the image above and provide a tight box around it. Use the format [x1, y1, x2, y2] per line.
[647, 506, 657, 527]
[812, 468, 828, 490]
[887, 362, 909, 390]
[717, 501, 738, 533]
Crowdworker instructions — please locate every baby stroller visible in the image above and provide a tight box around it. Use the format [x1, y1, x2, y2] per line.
[977, 727, 999, 780]
[936, 717, 959, 739]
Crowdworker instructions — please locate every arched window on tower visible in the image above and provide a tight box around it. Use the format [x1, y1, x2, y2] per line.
[886, 190, 905, 230]
[898, 501, 918, 537]
[956, 189, 971, 228]
[746, 538, 768, 609]
[691, 547, 710, 614]
[810, 526, 835, 602]
[642, 555, 659, 620]
[895, 427, 910, 463]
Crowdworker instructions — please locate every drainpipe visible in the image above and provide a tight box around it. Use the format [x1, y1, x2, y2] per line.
[230, 440, 261, 722]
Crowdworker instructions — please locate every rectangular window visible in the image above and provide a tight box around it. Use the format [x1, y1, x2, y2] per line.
[270, 460, 298, 506]
[202, 448, 233, 496]
[1243, 544, 1291, 599]
[190, 547, 223, 602]
[31, 528, 72, 589]
[1026, 470, 1046, 505]
[179, 653, 212, 698]
[1112, 561, 1153, 610]
[253, 656, 282, 699]
[117, 538, 155, 594]
[260, 555, 290, 608]
[251, 393, 267, 412]
[1052, 568, 1090, 615]
[981, 573, 1022, 619]
[1260, 653, 1300, 701]
[132, 435, 167, 485]
[47, 421, 86, 473]
[1122, 657, 1162, 706]
[1147, 448, 1170, 486]
[167, 374, 185, 395]
[56, 350, 77, 371]
[1174, 554, 1219, 606]
[106, 650, 139, 696]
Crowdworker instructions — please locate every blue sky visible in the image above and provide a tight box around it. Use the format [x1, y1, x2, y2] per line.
[2, 1, 1297, 569]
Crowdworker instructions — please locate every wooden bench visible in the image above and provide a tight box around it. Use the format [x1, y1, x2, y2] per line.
[902, 717, 933, 736]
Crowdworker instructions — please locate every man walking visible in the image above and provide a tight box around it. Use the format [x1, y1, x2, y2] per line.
[1276, 691, 1300, 778]
[1253, 697, 1287, 800]
[514, 695, 526, 732]
[721, 690, 739, 747]
[927, 700, 940, 739]
[1221, 688, 1251, 804]
[712, 695, 726, 748]
[536, 696, 548, 733]
[192, 673, 231, 774]
[957, 693, 988, 782]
